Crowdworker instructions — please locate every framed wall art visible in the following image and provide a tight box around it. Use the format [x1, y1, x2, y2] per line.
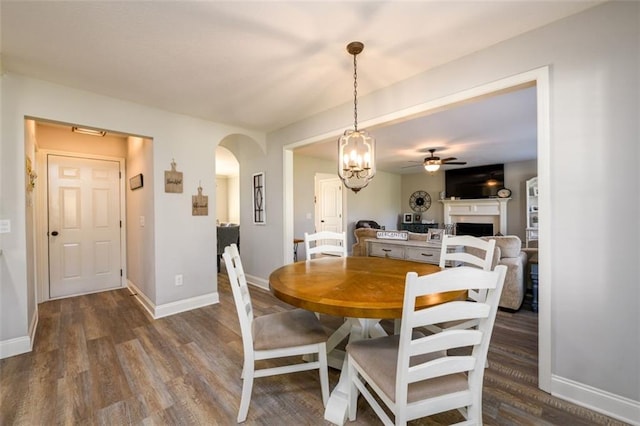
[402, 213, 413, 224]
[252, 172, 266, 225]
[129, 173, 143, 190]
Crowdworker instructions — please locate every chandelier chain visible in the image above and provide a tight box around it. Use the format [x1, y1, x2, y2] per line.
[353, 53, 358, 132]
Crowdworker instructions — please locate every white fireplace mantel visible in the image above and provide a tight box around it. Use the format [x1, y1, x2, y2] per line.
[440, 198, 510, 235]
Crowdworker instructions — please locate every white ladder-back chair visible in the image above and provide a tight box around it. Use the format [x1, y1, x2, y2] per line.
[426, 235, 498, 334]
[347, 265, 507, 426]
[222, 244, 329, 423]
[304, 231, 347, 260]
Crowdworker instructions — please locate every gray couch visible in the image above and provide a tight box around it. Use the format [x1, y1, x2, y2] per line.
[479, 236, 528, 310]
[353, 228, 528, 310]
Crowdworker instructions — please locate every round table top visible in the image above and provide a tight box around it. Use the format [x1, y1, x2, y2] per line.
[269, 256, 467, 319]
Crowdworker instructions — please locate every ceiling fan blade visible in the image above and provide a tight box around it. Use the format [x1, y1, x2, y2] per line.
[443, 161, 467, 165]
[440, 157, 457, 162]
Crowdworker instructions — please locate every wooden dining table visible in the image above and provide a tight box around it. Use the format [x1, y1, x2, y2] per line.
[269, 256, 466, 425]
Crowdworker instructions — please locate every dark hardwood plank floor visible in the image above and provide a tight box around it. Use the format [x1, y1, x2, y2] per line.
[1, 274, 628, 425]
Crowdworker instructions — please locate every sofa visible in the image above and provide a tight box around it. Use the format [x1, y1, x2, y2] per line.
[352, 228, 527, 310]
[479, 235, 528, 311]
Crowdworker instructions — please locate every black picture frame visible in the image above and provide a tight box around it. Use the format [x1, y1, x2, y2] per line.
[130, 173, 143, 190]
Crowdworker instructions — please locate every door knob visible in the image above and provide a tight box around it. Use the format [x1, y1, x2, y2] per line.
[51, 231, 59, 236]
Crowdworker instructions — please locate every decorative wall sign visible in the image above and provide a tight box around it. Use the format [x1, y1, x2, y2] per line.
[252, 172, 266, 224]
[164, 159, 183, 193]
[26, 156, 37, 192]
[192, 183, 208, 216]
[130, 173, 144, 190]
[376, 230, 408, 240]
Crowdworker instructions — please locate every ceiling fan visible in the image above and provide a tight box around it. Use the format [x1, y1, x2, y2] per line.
[405, 149, 467, 173]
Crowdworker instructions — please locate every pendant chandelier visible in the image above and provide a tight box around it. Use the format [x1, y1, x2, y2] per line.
[338, 41, 376, 193]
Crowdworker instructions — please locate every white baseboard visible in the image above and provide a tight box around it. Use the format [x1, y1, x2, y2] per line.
[246, 274, 269, 290]
[0, 309, 38, 359]
[127, 280, 219, 319]
[552, 375, 640, 425]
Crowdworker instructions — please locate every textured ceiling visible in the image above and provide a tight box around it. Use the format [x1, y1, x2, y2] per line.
[1, 1, 603, 172]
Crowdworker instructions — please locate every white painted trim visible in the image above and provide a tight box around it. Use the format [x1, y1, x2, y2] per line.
[0, 309, 37, 359]
[283, 66, 553, 394]
[154, 293, 219, 319]
[246, 274, 270, 291]
[127, 280, 219, 319]
[552, 375, 640, 425]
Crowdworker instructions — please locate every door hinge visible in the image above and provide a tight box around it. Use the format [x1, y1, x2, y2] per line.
[120, 220, 122, 228]
[120, 269, 123, 277]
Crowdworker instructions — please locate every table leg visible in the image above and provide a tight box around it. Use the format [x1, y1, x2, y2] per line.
[324, 318, 381, 425]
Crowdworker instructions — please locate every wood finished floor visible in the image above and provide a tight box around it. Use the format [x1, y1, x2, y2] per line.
[1, 273, 629, 425]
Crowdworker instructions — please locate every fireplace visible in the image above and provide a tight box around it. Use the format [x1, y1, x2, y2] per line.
[456, 222, 493, 237]
[439, 198, 510, 235]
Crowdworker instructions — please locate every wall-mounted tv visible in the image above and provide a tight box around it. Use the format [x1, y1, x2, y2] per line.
[445, 164, 504, 199]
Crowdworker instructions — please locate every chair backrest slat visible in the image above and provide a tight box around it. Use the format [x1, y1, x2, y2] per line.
[304, 231, 347, 260]
[395, 265, 507, 410]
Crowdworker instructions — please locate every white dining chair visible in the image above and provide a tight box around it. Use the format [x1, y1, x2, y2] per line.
[425, 234, 498, 334]
[222, 243, 329, 423]
[304, 231, 347, 260]
[347, 265, 507, 425]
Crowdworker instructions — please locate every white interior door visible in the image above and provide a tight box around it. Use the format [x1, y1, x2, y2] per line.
[316, 175, 343, 234]
[48, 154, 122, 298]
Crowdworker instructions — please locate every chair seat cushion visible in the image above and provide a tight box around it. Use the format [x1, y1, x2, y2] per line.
[347, 334, 467, 403]
[253, 309, 327, 350]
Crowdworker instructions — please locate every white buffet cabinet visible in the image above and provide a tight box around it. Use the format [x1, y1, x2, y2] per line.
[365, 238, 459, 267]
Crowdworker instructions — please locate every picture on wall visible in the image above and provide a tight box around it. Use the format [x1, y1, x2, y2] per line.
[253, 172, 266, 225]
[129, 173, 143, 190]
[403, 213, 413, 224]
[164, 159, 183, 193]
[192, 184, 208, 216]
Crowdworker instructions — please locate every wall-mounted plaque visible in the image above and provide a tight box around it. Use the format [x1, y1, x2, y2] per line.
[192, 184, 208, 216]
[130, 173, 143, 190]
[165, 159, 183, 193]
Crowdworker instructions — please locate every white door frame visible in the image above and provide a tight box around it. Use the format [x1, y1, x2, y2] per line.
[283, 67, 551, 392]
[36, 149, 127, 302]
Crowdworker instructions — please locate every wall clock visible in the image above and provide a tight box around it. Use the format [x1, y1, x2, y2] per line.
[497, 188, 512, 198]
[409, 190, 431, 212]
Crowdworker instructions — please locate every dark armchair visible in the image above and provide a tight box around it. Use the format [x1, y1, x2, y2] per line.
[217, 225, 240, 271]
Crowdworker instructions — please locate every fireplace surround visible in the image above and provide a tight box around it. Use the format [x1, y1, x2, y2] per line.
[440, 198, 510, 235]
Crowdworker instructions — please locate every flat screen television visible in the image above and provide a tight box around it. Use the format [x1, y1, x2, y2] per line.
[445, 164, 504, 199]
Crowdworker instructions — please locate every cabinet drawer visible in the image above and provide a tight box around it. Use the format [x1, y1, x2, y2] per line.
[369, 243, 404, 259]
[405, 246, 440, 264]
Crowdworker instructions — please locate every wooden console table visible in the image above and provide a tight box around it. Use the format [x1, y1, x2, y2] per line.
[365, 238, 459, 266]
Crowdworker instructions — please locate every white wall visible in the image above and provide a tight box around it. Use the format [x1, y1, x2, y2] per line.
[1, 74, 264, 352]
[266, 2, 638, 422]
[215, 177, 229, 223]
[126, 136, 155, 302]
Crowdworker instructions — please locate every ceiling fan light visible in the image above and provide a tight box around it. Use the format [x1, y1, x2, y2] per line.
[424, 161, 440, 173]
